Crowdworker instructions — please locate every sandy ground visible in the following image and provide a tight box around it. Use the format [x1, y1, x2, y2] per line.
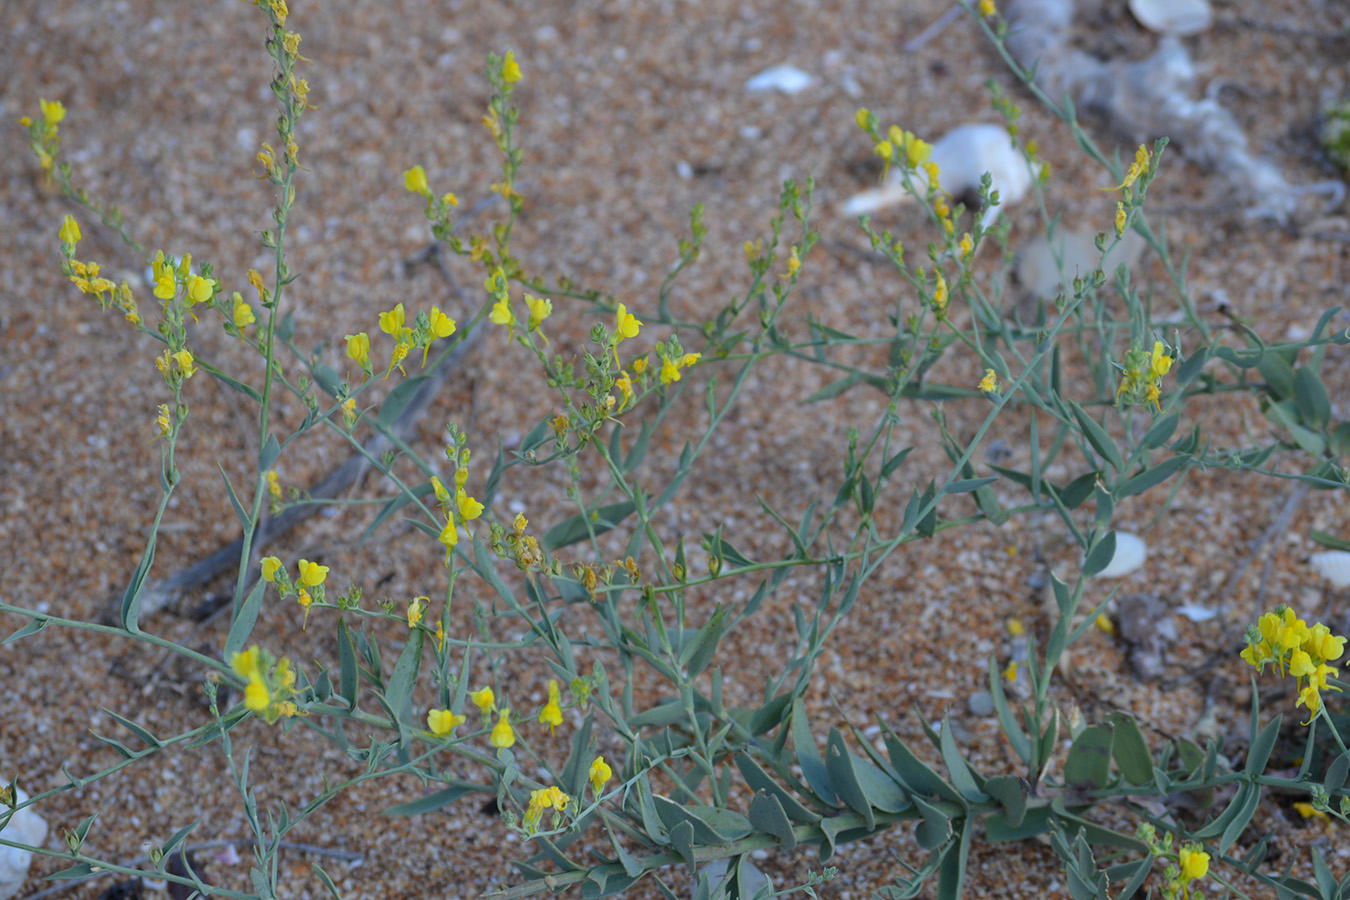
[2, 1, 1349, 899]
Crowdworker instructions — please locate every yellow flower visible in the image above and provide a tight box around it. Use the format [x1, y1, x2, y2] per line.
[434, 619, 445, 651]
[438, 515, 458, 563]
[1104, 144, 1150, 191]
[266, 470, 281, 499]
[490, 708, 516, 748]
[345, 332, 371, 370]
[978, 368, 998, 394]
[403, 164, 429, 196]
[1003, 661, 1018, 683]
[442, 192, 459, 207]
[427, 708, 466, 737]
[232, 293, 256, 329]
[501, 51, 521, 84]
[632, 357, 648, 375]
[430, 475, 450, 506]
[1007, 618, 1025, 637]
[230, 647, 270, 712]
[1095, 613, 1116, 637]
[1114, 201, 1127, 237]
[297, 588, 313, 628]
[470, 687, 496, 712]
[979, 0, 997, 15]
[615, 303, 642, 342]
[40, 98, 66, 124]
[489, 294, 515, 336]
[524, 293, 552, 330]
[154, 269, 177, 301]
[378, 302, 406, 336]
[173, 350, 196, 378]
[185, 273, 213, 306]
[589, 756, 612, 795]
[59, 214, 80, 245]
[1149, 341, 1173, 378]
[407, 596, 427, 629]
[615, 371, 633, 408]
[1293, 801, 1330, 821]
[429, 306, 457, 338]
[1178, 845, 1209, 881]
[154, 404, 172, 440]
[659, 355, 681, 386]
[297, 558, 329, 587]
[538, 679, 563, 734]
[261, 556, 282, 582]
[523, 785, 568, 833]
[456, 488, 484, 523]
[854, 107, 873, 132]
[958, 232, 973, 261]
[932, 270, 948, 316]
[783, 246, 801, 278]
[888, 126, 933, 168]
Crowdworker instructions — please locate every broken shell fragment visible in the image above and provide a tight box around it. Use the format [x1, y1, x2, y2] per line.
[1309, 551, 1350, 589]
[1128, 0, 1213, 36]
[1095, 532, 1147, 578]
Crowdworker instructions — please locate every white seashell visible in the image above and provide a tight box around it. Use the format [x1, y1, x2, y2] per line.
[1095, 532, 1147, 578]
[1310, 551, 1350, 589]
[745, 64, 816, 94]
[1129, 0, 1213, 36]
[1176, 603, 1219, 622]
[842, 123, 1040, 230]
[0, 784, 48, 900]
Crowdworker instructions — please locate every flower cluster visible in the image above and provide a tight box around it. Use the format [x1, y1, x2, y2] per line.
[229, 645, 300, 723]
[57, 217, 143, 327]
[1241, 605, 1345, 718]
[260, 555, 330, 629]
[1116, 340, 1173, 411]
[523, 785, 568, 834]
[432, 424, 484, 566]
[491, 512, 545, 571]
[20, 97, 65, 175]
[345, 300, 457, 381]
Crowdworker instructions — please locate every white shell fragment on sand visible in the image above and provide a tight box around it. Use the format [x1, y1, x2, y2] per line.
[1176, 603, 1219, 622]
[1095, 532, 1147, 578]
[1310, 551, 1350, 589]
[0, 785, 49, 900]
[842, 123, 1040, 230]
[745, 64, 816, 94]
[1128, 0, 1213, 36]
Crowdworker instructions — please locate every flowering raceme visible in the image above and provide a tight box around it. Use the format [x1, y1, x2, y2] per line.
[1242, 605, 1345, 718]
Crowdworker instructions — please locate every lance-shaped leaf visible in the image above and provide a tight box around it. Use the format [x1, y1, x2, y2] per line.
[384, 782, 481, 816]
[1106, 713, 1153, 786]
[878, 720, 964, 806]
[734, 753, 822, 823]
[224, 578, 267, 662]
[791, 697, 839, 806]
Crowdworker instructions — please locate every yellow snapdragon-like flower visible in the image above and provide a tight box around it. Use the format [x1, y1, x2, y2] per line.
[470, 687, 496, 712]
[297, 558, 329, 587]
[403, 164, 429, 196]
[524, 293, 552, 330]
[233, 292, 256, 330]
[407, 596, 427, 629]
[538, 679, 563, 734]
[438, 515, 459, 563]
[59, 214, 81, 246]
[345, 332, 371, 373]
[427, 708, 466, 737]
[490, 708, 516, 748]
[1114, 201, 1127, 237]
[154, 404, 172, 440]
[979, 0, 997, 16]
[261, 556, 282, 582]
[1104, 144, 1150, 192]
[379, 302, 407, 337]
[522, 785, 568, 833]
[501, 51, 522, 84]
[589, 756, 612, 795]
[958, 232, 973, 262]
[173, 350, 196, 378]
[615, 303, 642, 341]
[296, 588, 313, 628]
[978, 368, 998, 394]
